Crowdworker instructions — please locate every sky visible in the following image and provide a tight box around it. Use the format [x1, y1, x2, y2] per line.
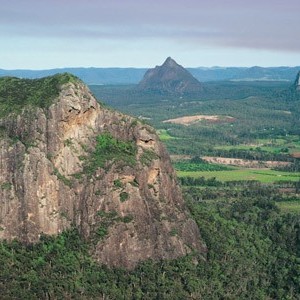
[1, 0, 300, 69]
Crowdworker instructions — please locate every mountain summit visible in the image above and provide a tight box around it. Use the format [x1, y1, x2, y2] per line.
[137, 57, 203, 95]
[0, 74, 205, 269]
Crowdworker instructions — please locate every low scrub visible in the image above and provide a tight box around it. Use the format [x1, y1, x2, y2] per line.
[84, 132, 137, 176]
[0, 73, 79, 117]
[174, 156, 232, 172]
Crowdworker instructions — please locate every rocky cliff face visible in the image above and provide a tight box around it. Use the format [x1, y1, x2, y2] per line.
[0, 74, 205, 269]
[137, 57, 203, 95]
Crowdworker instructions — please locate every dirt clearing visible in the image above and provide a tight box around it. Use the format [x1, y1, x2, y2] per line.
[163, 115, 235, 126]
[202, 156, 290, 169]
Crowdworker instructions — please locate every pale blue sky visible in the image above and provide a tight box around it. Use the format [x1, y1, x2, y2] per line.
[1, 0, 300, 69]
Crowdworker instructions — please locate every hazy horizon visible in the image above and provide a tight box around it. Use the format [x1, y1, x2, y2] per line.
[1, 60, 300, 71]
[1, 64, 300, 71]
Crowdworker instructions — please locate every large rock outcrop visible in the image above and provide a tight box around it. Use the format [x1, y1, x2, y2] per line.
[137, 57, 203, 95]
[0, 74, 206, 269]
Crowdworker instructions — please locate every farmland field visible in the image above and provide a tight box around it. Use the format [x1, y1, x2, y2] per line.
[157, 129, 176, 141]
[215, 136, 300, 155]
[177, 168, 300, 183]
[276, 200, 300, 213]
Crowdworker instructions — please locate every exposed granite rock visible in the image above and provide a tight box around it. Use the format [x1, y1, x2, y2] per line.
[0, 75, 206, 269]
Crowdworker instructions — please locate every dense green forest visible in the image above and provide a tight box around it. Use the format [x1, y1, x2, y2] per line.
[1, 180, 299, 299]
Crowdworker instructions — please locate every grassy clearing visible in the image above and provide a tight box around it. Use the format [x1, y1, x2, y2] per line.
[277, 201, 300, 214]
[256, 138, 287, 145]
[215, 136, 300, 155]
[177, 168, 300, 183]
[157, 129, 176, 141]
[215, 144, 288, 154]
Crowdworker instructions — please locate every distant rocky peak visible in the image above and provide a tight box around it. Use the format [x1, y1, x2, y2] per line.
[162, 57, 178, 68]
[137, 57, 202, 95]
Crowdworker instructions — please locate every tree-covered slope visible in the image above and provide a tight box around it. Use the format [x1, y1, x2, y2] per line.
[0, 184, 299, 299]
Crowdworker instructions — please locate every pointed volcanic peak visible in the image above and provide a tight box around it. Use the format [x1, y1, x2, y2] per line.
[137, 57, 203, 95]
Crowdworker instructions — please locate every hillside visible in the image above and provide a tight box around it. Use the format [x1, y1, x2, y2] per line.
[0, 74, 205, 269]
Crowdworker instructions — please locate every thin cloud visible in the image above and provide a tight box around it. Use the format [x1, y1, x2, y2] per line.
[0, 0, 299, 63]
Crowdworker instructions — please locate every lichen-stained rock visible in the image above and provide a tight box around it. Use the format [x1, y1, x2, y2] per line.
[0, 74, 206, 269]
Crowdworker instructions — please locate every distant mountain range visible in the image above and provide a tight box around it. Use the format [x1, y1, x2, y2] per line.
[1, 65, 299, 85]
[0, 68, 146, 85]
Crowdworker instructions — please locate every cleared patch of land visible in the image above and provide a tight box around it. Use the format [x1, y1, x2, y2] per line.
[292, 152, 300, 158]
[277, 201, 300, 213]
[163, 115, 235, 126]
[202, 156, 290, 168]
[215, 136, 300, 155]
[177, 169, 300, 183]
[157, 129, 176, 141]
[170, 155, 192, 161]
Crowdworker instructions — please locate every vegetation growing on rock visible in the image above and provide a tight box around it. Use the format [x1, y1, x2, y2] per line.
[0, 73, 80, 117]
[83, 132, 137, 176]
